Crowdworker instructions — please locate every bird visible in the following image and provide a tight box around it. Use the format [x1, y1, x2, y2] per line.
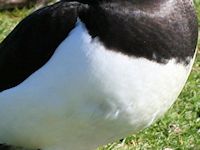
[0, 0, 198, 150]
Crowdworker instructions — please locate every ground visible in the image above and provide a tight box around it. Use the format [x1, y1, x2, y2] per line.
[0, 1, 200, 150]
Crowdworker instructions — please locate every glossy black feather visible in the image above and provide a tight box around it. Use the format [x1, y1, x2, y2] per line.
[79, 0, 198, 63]
[0, 2, 80, 92]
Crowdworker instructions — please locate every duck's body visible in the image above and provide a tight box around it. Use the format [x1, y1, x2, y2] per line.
[0, 0, 198, 150]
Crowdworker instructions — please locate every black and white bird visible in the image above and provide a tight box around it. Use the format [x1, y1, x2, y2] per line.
[0, 0, 198, 150]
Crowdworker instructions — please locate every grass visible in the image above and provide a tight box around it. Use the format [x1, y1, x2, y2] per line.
[0, 1, 200, 150]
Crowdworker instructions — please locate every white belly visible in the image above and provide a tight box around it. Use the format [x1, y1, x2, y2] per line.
[0, 21, 195, 150]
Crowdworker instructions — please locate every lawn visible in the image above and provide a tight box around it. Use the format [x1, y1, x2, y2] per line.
[0, 1, 200, 150]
